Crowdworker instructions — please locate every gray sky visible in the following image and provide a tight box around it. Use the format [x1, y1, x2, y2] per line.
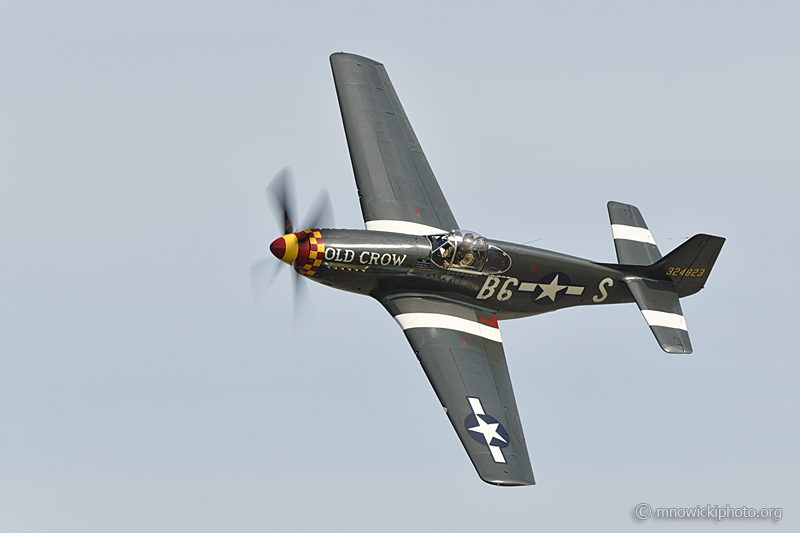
[1, 1, 798, 532]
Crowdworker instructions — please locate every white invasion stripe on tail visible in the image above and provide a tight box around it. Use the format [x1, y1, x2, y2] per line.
[611, 224, 657, 245]
[393, 313, 502, 343]
[365, 220, 445, 235]
[641, 310, 688, 330]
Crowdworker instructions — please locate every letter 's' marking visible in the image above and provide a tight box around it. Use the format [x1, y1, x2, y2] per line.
[593, 277, 613, 303]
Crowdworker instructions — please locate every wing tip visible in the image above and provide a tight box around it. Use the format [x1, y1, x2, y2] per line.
[480, 476, 536, 487]
[661, 343, 693, 355]
[330, 51, 381, 65]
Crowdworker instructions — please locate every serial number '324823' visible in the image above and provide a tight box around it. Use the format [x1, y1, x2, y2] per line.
[667, 267, 705, 277]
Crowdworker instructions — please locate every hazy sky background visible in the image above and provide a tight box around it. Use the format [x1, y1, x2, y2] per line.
[1, 1, 798, 532]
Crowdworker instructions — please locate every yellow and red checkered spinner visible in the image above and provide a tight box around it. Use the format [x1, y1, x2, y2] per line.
[269, 229, 325, 276]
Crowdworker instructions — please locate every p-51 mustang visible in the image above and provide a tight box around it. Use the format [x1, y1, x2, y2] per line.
[259, 53, 725, 486]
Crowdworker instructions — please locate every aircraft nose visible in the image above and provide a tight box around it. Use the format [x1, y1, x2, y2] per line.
[270, 233, 299, 264]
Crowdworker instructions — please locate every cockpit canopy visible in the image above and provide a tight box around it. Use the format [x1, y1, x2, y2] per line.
[428, 230, 511, 274]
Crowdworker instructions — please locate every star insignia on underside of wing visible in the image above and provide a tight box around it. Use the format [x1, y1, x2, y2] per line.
[468, 416, 508, 447]
[464, 397, 510, 463]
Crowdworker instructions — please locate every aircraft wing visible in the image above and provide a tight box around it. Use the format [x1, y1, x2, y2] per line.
[330, 53, 458, 235]
[380, 294, 535, 486]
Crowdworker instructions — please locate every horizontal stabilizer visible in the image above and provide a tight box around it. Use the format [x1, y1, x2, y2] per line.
[624, 277, 692, 354]
[607, 201, 662, 265]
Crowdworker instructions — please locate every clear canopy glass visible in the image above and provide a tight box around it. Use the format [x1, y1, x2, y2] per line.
[429, 230, 488, 272]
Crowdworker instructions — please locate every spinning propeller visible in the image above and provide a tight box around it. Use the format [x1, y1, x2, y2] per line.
[250, 167, 334, 314]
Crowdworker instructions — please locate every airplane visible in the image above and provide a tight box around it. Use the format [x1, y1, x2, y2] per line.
[255, 52, 725, 486]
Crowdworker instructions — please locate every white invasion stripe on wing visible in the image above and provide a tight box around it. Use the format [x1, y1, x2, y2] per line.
[393, 313, 502, 343]
[489, 446, 507, 463]
[611, 224, 657, 245]
[468, 397, 485, 416]
[365, 219, 445, 235]
[641, 310, 688, 331]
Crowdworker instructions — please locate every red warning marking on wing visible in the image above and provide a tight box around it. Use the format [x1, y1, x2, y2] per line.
[479, 316, 499, 328]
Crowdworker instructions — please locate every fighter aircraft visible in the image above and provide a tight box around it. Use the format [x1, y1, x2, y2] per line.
[254, 52, 725, 486]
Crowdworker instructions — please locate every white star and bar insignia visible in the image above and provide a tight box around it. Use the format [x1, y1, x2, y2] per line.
[518, 272, 585, 303]
[465, 397, 510, 463]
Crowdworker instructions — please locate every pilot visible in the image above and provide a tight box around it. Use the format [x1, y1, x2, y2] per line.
[456, 233, 477, 267]
[441, 244, 454, 267]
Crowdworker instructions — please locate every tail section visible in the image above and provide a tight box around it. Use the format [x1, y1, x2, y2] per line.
[603, 201, 725, 354]
[649, 234, 726, 298]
